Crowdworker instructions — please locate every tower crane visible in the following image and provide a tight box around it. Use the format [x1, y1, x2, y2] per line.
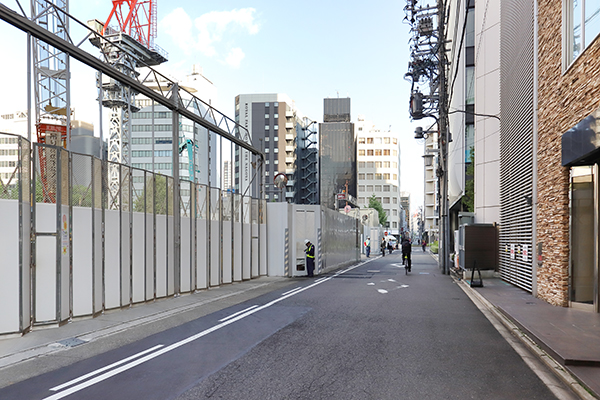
[31, 0, 70, 202]
[89, 0, 167, 206]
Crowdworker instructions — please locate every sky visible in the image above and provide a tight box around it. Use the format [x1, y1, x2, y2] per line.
[0, 0, 427, 215]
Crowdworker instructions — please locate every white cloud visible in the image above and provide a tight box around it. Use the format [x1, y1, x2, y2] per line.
[160, 8, 194, 55]
[225, 48, 245, 69]
[161, 7, 259, 67]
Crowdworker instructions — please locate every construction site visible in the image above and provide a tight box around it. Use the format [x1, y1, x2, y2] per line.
[0, 0, 361, 336]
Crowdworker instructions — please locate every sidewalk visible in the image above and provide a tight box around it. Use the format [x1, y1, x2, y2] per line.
[0, 276, 289, 373]
[459, 273, 600, 399]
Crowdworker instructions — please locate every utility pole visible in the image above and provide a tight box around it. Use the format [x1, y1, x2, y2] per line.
[405, 0, 450, 274]
[437, 0, 450, 275]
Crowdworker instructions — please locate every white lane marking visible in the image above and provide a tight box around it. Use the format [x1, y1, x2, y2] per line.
[367, 270, 380, 273]
[387, 279, 396, 282]
[218, 305, 259, 322]
[44, 263, 365, 400]
[400, 285, 409, 288]
[419, 272, 429, 275]
[49, 345, 164, 392]
[367, 283, 375, 286]
[281, 287, 303, 296]
[377, 289, 388, 294]
[314, 277, 328, 283]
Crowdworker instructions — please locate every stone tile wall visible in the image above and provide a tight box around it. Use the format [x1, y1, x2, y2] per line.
[537, 0, 600, 306]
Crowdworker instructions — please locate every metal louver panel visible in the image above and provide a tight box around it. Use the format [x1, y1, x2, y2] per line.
[499, 0, 535, 292]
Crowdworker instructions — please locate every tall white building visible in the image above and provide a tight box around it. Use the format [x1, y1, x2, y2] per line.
[131, 65, 219, 187]
[356, 116, 401, 238]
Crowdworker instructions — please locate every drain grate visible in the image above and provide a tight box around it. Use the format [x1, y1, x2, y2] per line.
[56, 337, 87, 348]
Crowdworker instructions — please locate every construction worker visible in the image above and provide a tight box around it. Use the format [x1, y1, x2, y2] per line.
[305, 239, 315, 277]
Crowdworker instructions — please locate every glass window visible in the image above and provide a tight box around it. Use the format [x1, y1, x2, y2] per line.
[366, 185, 373, 191]
[383, 149, 390, 156]
[367, 150, 374, 156]
[384, 173, 390, 180]
[358, 185, 365, 191]
[375, 173, 382, 180]
[265, 126, 270, 130]
[565, 0, 600, 65]
[274, 114, 279, 119]
[274, 137, 278, 141]
[383, 197, 390, 204]
[375, 186, 382, 192]
[367, 138, 374, 144]
[376, 162, 382, 168]
[383, 185, 390, 192]
[393, 150, 398, 156]
[393, 174, 398, 180]
[274, 125, 279, 130]
[367, 162, 375, 168]
[359, 149, 365, 156]
[375, 149, 383, 156]
[367, 173, 374, 180]
[384, 137, 390, 144]
[384, 161, 390, 168]
[393, 138, 397, 144]
[585, 2, 600, 48]
[374, 137, 382, 144]
[358, 137, 365, 144]
[359, 162, 366, 168]
[265, 114, 270, 119]
[466, 66, 475, 105]
[359, 173, 366, 180]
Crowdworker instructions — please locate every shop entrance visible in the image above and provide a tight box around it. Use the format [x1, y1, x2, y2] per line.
[570, 165, 598, 311]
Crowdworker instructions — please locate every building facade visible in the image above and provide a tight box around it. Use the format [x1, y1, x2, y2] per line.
[319, 98, 356, 210]
[131, 66, 219, 188]
[356, 116, 401, 236]
[538, 0, 600, 309]
[234, 93, 316, 203]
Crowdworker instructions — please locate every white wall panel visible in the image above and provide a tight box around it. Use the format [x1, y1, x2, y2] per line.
[196, 219, 208, 289]
[260, 224, 267, 276]
[156, 215, 167, 298]
[233, 222, 242, 281]
[222, 221, 232, 284]
[121, 212, 131, 306]
[132, 212, 145, 303]
[145, 213, 154, 300]
[0, 200, 20, 333]
[180, 217, 191, 293]
[104, 210, 121, 309]
[210, 220, 221, 286]
[72, 207, 93, 317]
[35, 235, 57, 322]
[243, 224, 251, 280]
[93, 208, 103, 314]
[167, 215, 174, 296]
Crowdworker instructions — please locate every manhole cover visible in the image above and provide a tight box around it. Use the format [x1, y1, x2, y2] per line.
[56, 337, 87, 348]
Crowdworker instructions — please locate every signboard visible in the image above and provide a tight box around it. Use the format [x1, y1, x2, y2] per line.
[344, 205, 351, 213]
[337, 193, 347, 200]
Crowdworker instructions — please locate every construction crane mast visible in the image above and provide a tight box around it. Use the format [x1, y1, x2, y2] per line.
[31, 0, 70, 202]
[31, 0, 70, 147]
[90, 0, 167, 205]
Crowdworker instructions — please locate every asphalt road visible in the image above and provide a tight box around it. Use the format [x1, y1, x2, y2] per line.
[0, 250, 566, 399]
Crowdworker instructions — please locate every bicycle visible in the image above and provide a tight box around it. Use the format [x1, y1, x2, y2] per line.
[403, 253, 411, 274]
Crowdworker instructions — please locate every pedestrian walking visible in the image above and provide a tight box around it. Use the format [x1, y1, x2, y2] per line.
[387, 241, 393, 255]
[422, 240, 426, 252]
[380, 238, 386, 257]
[304, 239, 315, 277]
[365, 237, 371, 257]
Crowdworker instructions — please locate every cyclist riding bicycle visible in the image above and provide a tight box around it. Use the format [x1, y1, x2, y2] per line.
[401, 238, 412, 272]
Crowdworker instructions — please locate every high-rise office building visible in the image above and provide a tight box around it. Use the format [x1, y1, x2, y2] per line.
[319, 98, 356, 210]
[234, 93, 316, 203]
[130, 65, 218, 187]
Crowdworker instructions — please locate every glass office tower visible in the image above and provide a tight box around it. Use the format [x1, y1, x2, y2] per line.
[319, 98, 356, 210]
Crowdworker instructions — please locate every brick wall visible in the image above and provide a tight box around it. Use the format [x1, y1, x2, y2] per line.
[537, 0, 600, 306]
